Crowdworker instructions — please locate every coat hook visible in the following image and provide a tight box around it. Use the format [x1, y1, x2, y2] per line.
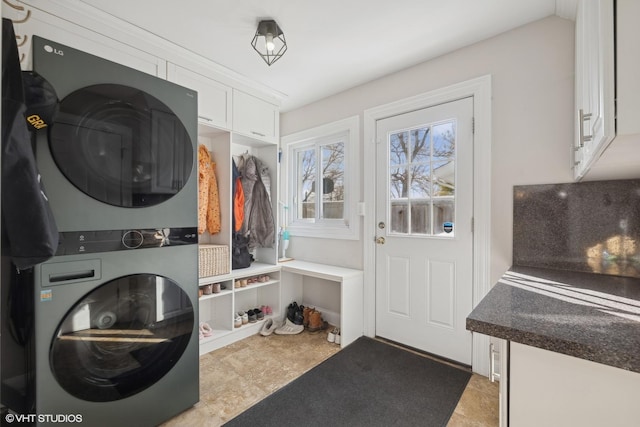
[16, 34, 28, 47]
[13, 9, 31, 24]
[2, 0, 24, 11]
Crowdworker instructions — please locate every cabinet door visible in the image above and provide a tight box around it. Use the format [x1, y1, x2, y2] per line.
[573, 0, 615, 179]
[6, 4, 165, 77]
[232, 89, 279, 143]
[167, 64, 231, 130]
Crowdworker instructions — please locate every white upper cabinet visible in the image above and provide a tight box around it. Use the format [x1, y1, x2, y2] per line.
[575, 0, 640, 181]
[7, 2, 166, 77]
[167, 63, 232, 130]
[573, 0, 614, 179]
[232, 89, 279, 144]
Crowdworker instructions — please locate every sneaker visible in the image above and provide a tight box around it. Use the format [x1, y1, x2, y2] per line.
[327, 328, 337, 343]
[238, 311, 248, 324]
[335, 329, 341, 345]
[234, 315, 242, 328]
[247, 309, 257, 323]
[259, 318, 279, 336]
[274, 318, 304, 335]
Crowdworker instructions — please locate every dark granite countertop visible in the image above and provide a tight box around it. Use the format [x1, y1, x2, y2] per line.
[466, 265, 640, 373]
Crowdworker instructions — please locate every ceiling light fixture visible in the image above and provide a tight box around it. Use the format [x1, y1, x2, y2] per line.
[251, 20, 287, 66]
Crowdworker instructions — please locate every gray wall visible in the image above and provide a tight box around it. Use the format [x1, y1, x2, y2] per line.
[280, 16, 575, 284]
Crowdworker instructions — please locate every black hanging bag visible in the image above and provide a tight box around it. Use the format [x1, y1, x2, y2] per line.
[231, 232, 253, 270]
[2, 19, 59, 270]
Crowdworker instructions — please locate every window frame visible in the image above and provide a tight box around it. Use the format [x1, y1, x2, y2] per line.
[282, 116, 360, 240]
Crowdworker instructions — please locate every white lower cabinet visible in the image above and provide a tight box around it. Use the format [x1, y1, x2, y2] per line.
[509, 342, 640, 427]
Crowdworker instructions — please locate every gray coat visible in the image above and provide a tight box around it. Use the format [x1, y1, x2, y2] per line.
[239, 155, 275, 249]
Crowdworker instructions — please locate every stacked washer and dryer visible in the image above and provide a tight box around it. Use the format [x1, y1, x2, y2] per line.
[3, 36, 200, 426]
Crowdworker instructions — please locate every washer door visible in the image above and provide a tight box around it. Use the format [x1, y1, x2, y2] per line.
[50, 274, 194, 402]
[49, 84, 194, 208]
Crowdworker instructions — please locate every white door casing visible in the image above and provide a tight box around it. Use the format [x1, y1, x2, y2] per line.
[375, 97, 474, 364]
[363, 75, 492, 375]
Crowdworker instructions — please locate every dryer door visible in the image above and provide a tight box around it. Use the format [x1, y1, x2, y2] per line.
[49, 84, 194, 208]
[50, 274, 194, 402]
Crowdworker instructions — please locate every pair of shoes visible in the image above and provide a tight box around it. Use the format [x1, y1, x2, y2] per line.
[260, 305, 273, 316]
[238, 311, 249, 324]
[259, 318, 280, 336]
[274, 318, 304, 335]
[287, 302, 304, 325]
[308, 310, 329, 332]
[199, 322, 213, 338]
[327, 328, 341, 343]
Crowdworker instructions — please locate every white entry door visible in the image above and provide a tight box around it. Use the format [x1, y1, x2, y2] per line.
[375, 97, 474, 365]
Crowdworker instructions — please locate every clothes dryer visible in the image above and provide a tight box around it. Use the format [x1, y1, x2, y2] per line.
[31, 238, 198, 426]
[32, 36, 197, 233]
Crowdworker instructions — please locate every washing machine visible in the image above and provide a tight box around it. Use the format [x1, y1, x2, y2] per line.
[31, 237, 198, 426]
[31, 35, 198, 232]
[7, 36, 202, 425]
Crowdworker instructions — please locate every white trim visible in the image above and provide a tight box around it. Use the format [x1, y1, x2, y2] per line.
[363, 75, 492, 376]
[281, 116, 360, 240]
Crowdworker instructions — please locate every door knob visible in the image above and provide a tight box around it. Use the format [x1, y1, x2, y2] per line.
[375, 236, 385, 244]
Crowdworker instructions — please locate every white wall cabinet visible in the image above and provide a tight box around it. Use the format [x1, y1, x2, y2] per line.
[573, 0, 614, 179]
[167, 63, 232, 130]
[5, 1, 166, 77]
[574, 0, 640, 180]
[233, 89, 279, 144]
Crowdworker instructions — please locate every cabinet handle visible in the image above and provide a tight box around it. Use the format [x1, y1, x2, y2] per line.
[490, 342, 501, 383]
[198, 115, 214, 122]
[251, 130, 266, 137]
[578, 109, 593, 148]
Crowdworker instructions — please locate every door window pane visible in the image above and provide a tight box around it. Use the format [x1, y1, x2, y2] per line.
[387, 120, 456, 237]
[410, 128, 430, 162]
[390, 166, 408, 199]
[411, 201, 430, 235]
[410, 163, 432, 198]
[390, 202, 409, 234]
[433, 199, 455, 235]
[389, 131, 408, 166]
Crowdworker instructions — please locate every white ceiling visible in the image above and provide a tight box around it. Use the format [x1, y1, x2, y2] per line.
[78, 0, 576, 112]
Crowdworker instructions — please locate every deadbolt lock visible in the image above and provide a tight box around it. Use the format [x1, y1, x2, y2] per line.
[378, 222, 386, 229]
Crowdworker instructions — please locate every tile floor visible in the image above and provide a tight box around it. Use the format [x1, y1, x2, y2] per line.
[162, 330, 498, 426]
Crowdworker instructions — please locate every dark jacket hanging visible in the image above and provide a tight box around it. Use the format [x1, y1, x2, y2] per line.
[2, 18, 59, 270]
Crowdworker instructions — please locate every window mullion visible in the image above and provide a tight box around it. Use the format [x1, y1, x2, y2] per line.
[316, 145, 322, 221]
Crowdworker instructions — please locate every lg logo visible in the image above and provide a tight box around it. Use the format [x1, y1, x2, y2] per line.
[43, 44, 64, 56]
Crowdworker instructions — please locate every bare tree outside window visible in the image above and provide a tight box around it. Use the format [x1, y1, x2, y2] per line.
[298, 141, 345, 220]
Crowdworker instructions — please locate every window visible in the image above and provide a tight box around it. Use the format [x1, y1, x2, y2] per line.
[283, 116, 359, 240]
